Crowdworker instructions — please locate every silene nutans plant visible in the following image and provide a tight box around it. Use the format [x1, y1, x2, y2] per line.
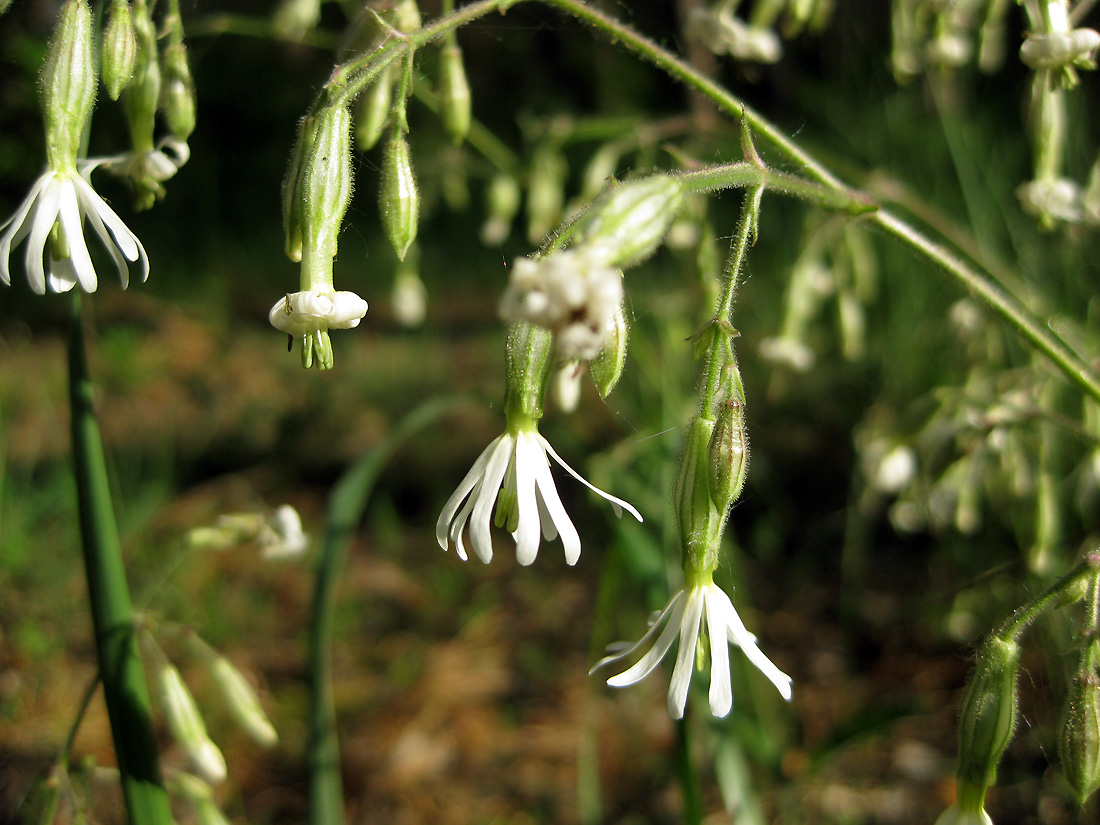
[5, 1, 1100, 824]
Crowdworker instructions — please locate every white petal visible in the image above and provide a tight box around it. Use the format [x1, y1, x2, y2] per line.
[526, 436, 582, 565]
[24, 179, 64, 295]
[468, 435, 513, 564]
[80, 184, 131, 287]
[73, 175, 141, 263]
[595, 590, 687, 680]
[704, 586, 733, 717]
[538, 433, 642, 522]
[0, 173, 53, 286]
[512, 434, 543, 565]
[55, 181, 98, 292]
[436, 436, 502, 549]
[46, 254, 79, 292]
[667, 588, 705, 719]
[717, 587, 793, 700]
[449, 490, 477, 562]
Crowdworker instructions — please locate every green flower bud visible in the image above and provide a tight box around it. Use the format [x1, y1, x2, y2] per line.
[956, 634, 1021, 796]
[437, 43, 471, 145]
[480, 173, 521, 245]
[158, 663, 227, 784]
[673, 415, 722, 571]
[380, 134, 419, 261]
[504, 321, 554, 423]
[526, 144, 566, 244]
[574, 175, 685, 268]
[300, 104, 353, 262]
[354, 65, 395, 152]
[122, 0, 159, 153]
[1060, 655, 1100, 805]
[102, 0, 137, 100]
[272, 0, 321, 42]
[588, 302, 627, 398]
[161, 41, 196, 141]
[708, 398, 749, 513]
[41, 0, 97, 169]
[209, 656, 278, 748]
[282, 115, 317, 261]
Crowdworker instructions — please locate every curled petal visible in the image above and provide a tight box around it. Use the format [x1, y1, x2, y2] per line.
[537, 433, 642, 522]
[667, 588, 705, 719]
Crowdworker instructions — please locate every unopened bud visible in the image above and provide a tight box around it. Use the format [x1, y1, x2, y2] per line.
[481, 173, 521, 245]
[272, 0, 321, 41]
[674, 416, 722, 571]
[158, 663, 228, 784]
[209, 656, 278, 748]
[167, 773, 231, 825]
[299, 104, 353, 259]
[574, 175, 685, 268]
[354, 66, 395, 152]
[102, 0, 137, 100]
[392, 263, 427, 327]
[41, 0, 97, 168]
[122, 0, 159, 152]
[708, 398, 749, 513]
[380, 134, 419, 261]
[161, 41, 196, 141]
[588, 302, 627, 398]
[1060, 654, 1100, 804]
[956, 634, 1020, 795]
[526, 145, 566, 244]
[552, 362, 583, 413]
[437, 43, 471, 145]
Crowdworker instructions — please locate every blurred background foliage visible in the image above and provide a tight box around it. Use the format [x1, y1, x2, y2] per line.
[2, 0, 1100, 823]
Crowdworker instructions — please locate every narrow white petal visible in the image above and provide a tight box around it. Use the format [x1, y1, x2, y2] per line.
[605, 593, 688, 687]
[667, 588, 705, 719]
[436, 437, 501, 550]
[716, 587, 793, 700]
[24, 179, 63, 295]
[80, 187, 131, 286]
[74, 176, 140, 262]
[537, 434, 643, 522]
[0, 174, 53, 286]
[55, 182, 98, 292]
[527, 437, 582, 565]
[591, 590, 686, 675]
[535, 491, 558, 542]
[704, 586, 733, 717]
[469, 436, 513, 564]
[46, 255, 79, 292]
[512, 435, 543, 565]
[449, 491, 477, 562]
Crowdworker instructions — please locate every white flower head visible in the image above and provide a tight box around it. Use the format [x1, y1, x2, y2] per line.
[269, 289, 368, 334]
[500, 249, 624, 361]
[0, 164, 148, 294]
[93, 137, 191, 209]
[592, 580, 792, 719]
[1017, 177, 1084, 224]
[436, 425, 641, 566]
[259, 504, 309, 559]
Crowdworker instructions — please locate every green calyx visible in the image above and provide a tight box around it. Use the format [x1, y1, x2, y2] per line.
[41, 0, 97, 170]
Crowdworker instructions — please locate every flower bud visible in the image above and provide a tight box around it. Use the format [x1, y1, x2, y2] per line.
[354, 66, 395, 152]
[272, 0, 321, 42]
[956, 634, 1020, 794]
[574, 175, 685, 268]
[392, 263, 427, 327]
[122, 0, 159, 151]
[161, 41, 196, 141]
[209, 656, 278, 748]
[588, 301, 627, 398]
[674, 416, 722, 571]
[504, 322, 554, 423]
[158, 663, 228, 784]
[437, 43, 471, 145]
[526, 145, 566, 244]
[481, 173, 521, 245]
[102, 0, 137, 100]
[1059, 655, 1100, 805]
[380, 134, 419, 261]
[299, 104, 353, 260]
[552, 362, 583, 413]
[167, 772, 231, 825]
[41, 0, 97, 169]
[708, 398, 749, 513]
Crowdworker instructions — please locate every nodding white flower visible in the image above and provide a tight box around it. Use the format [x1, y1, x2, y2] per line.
[0, 163, 148, 294]
[259, 504, 308, 559]
[436, 425, 641, 566]
[94, 137, 191, 208]
[268, 289, 369, 335]
[500, 249, 623, 361]
[1016, 178, 1084, 224]
[933, 804, 993, 825]
[592, 580, 792, 720]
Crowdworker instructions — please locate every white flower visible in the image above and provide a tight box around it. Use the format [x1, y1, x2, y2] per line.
[268, 289, 369, 334]
[1016, 177, 1084, 223]
[436, 426, 641, 566]
[259, 504, 308, 559]
[592, 581, 792, 719]
[500, 249, 623, 361]
[933, 804, 993, 825]
[0, 164, 148, 294]
[94, 137, 191, 208]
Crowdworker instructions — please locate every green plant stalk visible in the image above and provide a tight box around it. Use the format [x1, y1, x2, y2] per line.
[309, 398, 460, 825]
[68, 294, 172, 825]
[996, 550, 1100, 641]
[675, 716, 703, 825]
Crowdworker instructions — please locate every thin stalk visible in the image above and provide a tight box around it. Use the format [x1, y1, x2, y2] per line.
[997, 550, 1100, 641]
[308, 398, 461, 825]
[68, 293, 172, 825]
[675, 716, 703, 825]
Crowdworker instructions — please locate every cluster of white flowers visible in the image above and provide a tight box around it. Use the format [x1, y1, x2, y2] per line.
[500, 248, 624, 361]
[686, 5, 781, 64]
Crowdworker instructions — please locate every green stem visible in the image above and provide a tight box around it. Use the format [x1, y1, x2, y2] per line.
[675, 716, 703, 825]
[997, 550, 1100, 640]
[68, 294, 172, 825]
[308, 398, 461, 825]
